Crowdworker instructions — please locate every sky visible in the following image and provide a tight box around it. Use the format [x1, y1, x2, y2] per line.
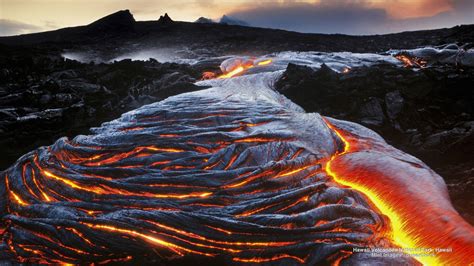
[1, 0, 473, 36]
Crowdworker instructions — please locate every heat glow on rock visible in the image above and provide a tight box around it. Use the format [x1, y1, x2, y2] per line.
[0, 72, 473, 264]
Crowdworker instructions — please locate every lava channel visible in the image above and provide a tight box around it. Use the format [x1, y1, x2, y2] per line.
[0, 78, 472, 265]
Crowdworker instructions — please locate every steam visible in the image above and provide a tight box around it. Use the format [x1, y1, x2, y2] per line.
[62, 48, 199, 64]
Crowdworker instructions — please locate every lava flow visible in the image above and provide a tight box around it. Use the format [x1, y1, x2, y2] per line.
[323, 118, 474, 265]
[0, 74, 472, 265]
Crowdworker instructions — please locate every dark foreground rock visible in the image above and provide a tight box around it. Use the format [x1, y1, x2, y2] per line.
[0, 47, 204, 170]
[275, 63, 474, 224]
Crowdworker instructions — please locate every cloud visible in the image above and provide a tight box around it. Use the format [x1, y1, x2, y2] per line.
[450, 0, 474, 16]
[0, 19, 43, 36]
[228, 0, 474, 35]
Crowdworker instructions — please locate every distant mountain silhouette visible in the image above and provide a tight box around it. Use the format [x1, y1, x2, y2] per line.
[88, 10, 135, 31]
[158, 13, 173, 24]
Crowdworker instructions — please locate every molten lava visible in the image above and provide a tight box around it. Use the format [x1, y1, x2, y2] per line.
[257, 59, 272, 66]
[219, 66, 246, 79]
[395, 54, 427, 68]
[323, 118, 474, 265]
[217, 57, 273, 78]
[1, 80, 472, 265]
[201, 71, 216, 80]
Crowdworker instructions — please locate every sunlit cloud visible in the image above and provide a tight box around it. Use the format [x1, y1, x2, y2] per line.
[227, 0, 474, 34]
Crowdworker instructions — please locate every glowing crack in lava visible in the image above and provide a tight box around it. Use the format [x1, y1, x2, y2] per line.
[394, 54, 427, 68]
[1, 72, 473, 265]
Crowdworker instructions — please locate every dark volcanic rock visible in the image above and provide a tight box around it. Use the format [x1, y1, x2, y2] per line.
[88, 9, 135, 31]
[275, 63, 474, 224]
[0, 48, 204, 170]
[158, 13, 173, 24]
[358, 97, 385, 126]
[385, 90, 404, 120]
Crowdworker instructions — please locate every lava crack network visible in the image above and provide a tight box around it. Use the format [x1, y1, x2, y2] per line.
[1, 76, 472, 265]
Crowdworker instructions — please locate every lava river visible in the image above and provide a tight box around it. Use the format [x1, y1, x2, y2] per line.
[0, 69, 473, 265]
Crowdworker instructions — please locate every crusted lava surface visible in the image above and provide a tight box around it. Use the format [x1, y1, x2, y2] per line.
[1, 75, 473, 264]
[0, 82, 393, 264]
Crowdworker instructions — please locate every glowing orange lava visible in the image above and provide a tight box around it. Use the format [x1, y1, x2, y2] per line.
[233, 254, 306, 263]
[82, 223, 215, 257]
[323, 118, 474, 265]
[395, 54, 427, 68]
[201, 71, 216, 80]
[218, 58, 272, 79]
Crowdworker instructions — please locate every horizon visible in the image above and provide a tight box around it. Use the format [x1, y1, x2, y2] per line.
[1, 0, 474, 36]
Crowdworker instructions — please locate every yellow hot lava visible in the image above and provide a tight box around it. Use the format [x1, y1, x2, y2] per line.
[219, 66, 246, 79]
[218, 58, 272, 79]
[257, 59, 272, 66]
[323, 118, 474, 265]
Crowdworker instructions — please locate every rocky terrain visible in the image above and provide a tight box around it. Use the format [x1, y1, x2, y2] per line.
[0, 46, 203, 169]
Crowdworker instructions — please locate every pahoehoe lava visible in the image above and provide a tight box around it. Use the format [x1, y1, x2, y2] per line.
[0, 73, 472, 264]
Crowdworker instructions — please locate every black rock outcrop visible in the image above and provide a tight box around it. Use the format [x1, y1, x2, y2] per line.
[158, 13, 173, 24]
[88, 9, 135, 31]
